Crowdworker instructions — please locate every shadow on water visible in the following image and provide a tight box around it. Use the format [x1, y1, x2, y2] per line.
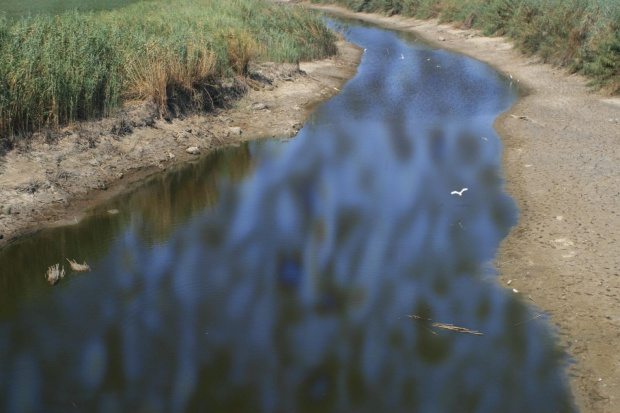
[0, 17, 574, 413]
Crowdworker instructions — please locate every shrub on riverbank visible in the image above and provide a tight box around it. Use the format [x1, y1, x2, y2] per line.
[0, 0, 337, 149]
[311, 0, 620, 94]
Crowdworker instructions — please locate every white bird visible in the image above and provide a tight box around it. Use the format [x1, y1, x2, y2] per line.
[451, 188, 468, 196]
[481, 137, 488, 141]
[400, 53, 404, 59]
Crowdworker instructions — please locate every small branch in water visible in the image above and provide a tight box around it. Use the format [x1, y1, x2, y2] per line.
[404, 314, 432, 321]
[46, 264, 65, 285]
[513, 314, 543, 326]
[404, 315, 484, 336]
[66, 258, 90, 272]
[432, 323, 484, 336]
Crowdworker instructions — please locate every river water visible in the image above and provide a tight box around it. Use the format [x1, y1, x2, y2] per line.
[0, 18, 574, 413]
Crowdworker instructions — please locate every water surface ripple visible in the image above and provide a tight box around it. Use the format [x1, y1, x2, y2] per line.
[0, 19, 574, 413]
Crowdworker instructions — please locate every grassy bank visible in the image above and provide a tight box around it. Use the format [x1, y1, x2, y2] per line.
[0, 0, 337, 152]
[311, 0, 620, 95]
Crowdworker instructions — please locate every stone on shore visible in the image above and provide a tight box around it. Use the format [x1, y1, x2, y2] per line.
[228, 127, 242, 136]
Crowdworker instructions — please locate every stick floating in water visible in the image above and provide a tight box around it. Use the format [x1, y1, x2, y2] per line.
[67, 259, 91, 272]
[451, 188, 468, 196]
[46, 264, 65, 285]
[405, 315, 483, 336]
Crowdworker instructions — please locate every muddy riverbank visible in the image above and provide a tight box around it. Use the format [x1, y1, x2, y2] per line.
[306, 4, 620, 412]
[0, 39, 362, 248]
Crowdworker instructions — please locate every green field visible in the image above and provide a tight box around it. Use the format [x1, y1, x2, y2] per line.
[0, 0, 337, 150]
[312, 0, 620, 95]
[1, 0, 142, 17]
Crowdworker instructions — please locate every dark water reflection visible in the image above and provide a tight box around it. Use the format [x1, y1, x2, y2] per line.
[0, 18, 574, 413]
[0, 144, 255, 319]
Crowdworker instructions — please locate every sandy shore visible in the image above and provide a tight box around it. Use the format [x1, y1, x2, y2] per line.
[0, 39, 362, 248]
[306, 4, 620, 412]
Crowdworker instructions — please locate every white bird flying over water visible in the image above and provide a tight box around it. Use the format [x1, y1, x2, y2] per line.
[400, 53, 404, 59]
[451, 188, 468, 196]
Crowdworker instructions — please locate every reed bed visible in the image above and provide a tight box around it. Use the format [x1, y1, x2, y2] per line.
[0, 0, 337, 148]
[312, 0, 620, 94]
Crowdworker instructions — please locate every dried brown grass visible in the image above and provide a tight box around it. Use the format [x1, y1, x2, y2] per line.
[124, 47, 217, 116]
[224, 31, 263, 76]
[67, 258, 91, 272]
[45, 264, 65, 285]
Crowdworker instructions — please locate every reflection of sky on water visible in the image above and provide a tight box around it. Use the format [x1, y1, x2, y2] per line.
[0, 18, 574, 413]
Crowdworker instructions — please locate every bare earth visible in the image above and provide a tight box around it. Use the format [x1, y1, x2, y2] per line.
[307, 4, 620, 412]
[0, 39, 362, 248]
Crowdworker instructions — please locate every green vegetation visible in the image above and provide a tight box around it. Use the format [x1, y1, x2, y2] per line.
[0, 0, 337, 150]
[311, 0, 620, 94]
[2, 0, 142, 17]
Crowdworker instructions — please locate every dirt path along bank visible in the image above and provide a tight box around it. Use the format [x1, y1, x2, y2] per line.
[306, 4, 620, 413]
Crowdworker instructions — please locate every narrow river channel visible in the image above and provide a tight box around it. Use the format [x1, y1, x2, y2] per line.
[0, 17, 574, 413]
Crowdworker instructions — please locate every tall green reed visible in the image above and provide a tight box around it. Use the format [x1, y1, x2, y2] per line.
[0, 0, 337, 146]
